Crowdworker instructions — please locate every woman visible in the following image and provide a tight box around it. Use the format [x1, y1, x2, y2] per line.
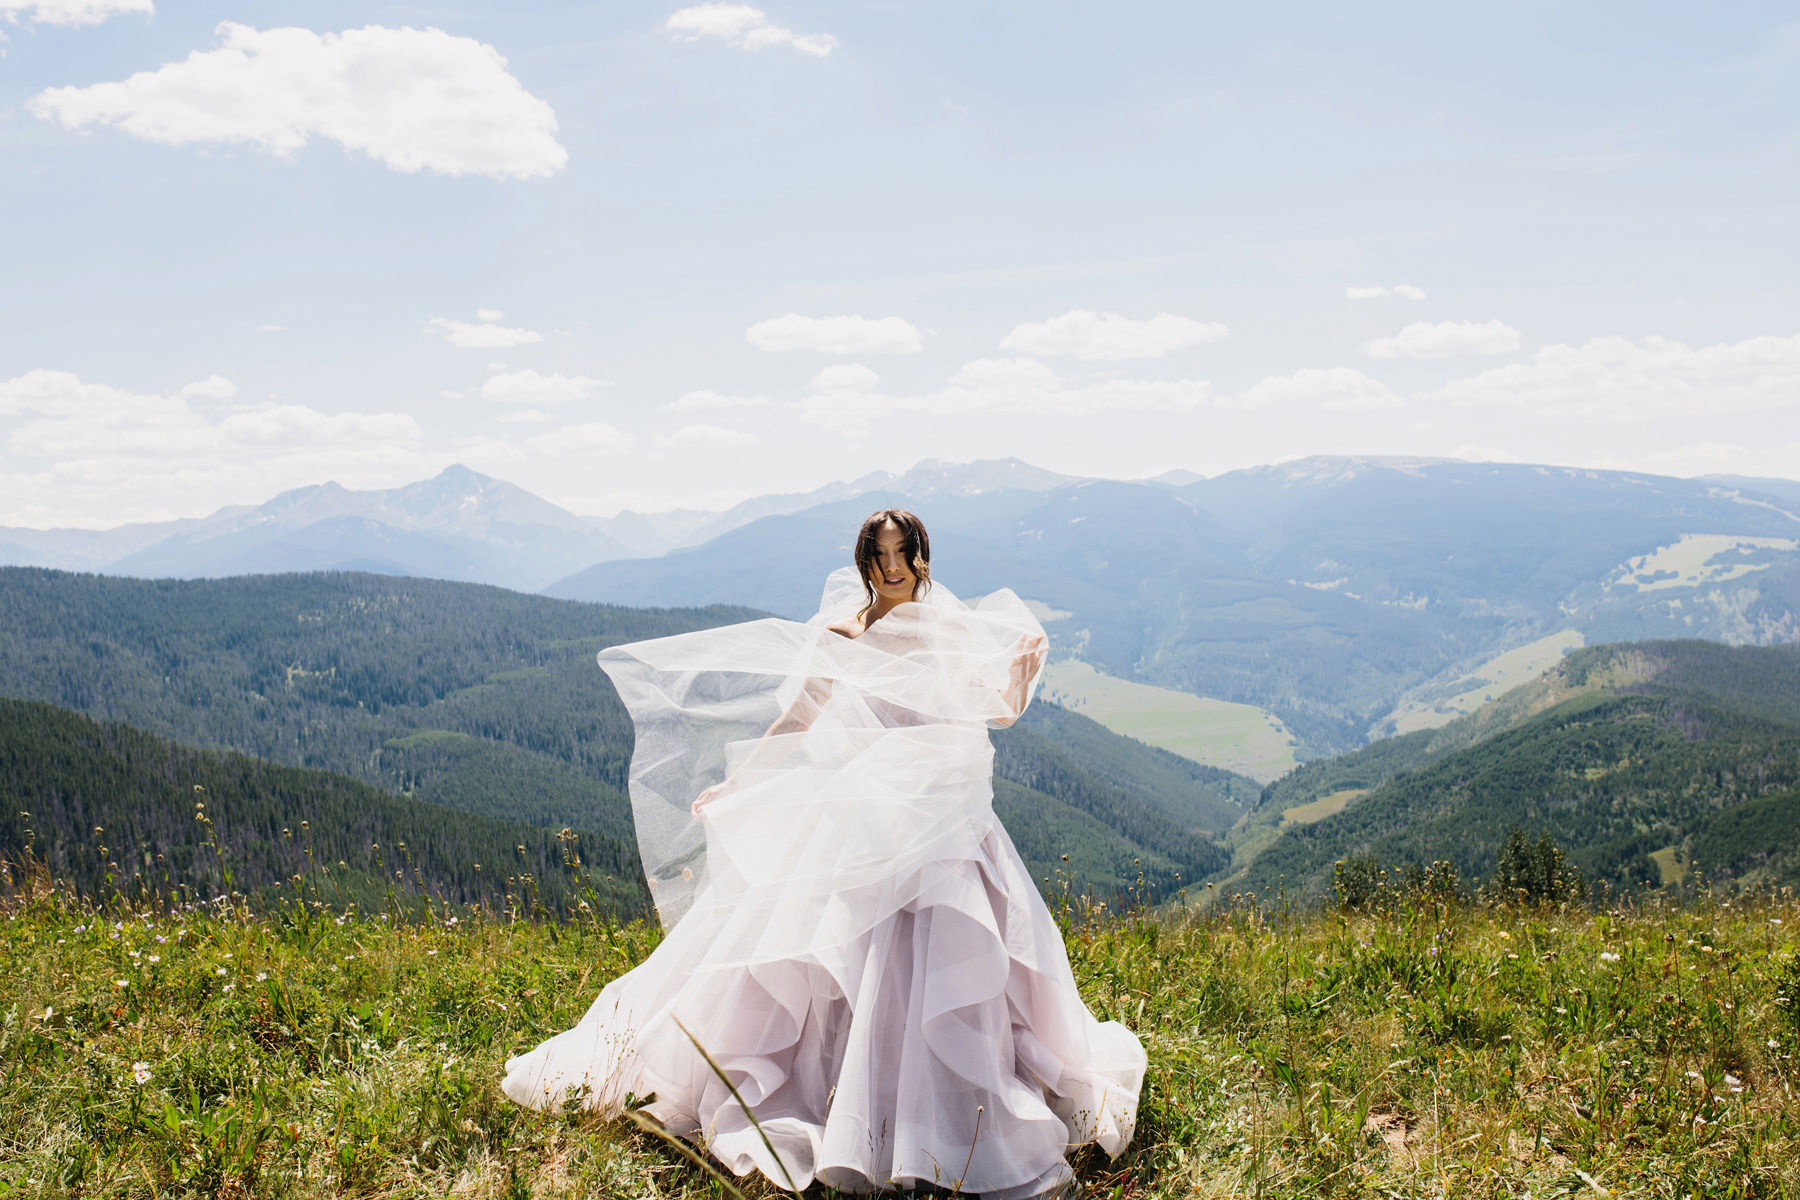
[503, 509, 1145, 1197]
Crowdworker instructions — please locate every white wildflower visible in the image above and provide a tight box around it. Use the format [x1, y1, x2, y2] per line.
[132, 1062, 151, 1084]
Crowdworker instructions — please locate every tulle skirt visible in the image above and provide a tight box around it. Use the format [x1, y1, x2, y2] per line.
[501, 769, 1146, 1197]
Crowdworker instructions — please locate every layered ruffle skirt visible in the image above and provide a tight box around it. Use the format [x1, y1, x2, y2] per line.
[501, 741, 1144, 1197]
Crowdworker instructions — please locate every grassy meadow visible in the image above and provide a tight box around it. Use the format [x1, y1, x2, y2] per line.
[1, 845, 1797, 1200]
[1039, 660, 1300, 783]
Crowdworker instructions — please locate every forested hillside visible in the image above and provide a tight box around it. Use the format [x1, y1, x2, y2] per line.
[0, 699, 639, 913]
[0, 568, 1249, 899]
[1226, 641, 1800, 901]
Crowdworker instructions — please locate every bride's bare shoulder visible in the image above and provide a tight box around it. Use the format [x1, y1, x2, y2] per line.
[826, 617, 865, 640]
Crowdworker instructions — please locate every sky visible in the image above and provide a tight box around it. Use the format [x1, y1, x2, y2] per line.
[2, 1, 1797, 528]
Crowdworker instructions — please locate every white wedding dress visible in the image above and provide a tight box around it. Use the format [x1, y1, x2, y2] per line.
[502, 569, 1145, 1197]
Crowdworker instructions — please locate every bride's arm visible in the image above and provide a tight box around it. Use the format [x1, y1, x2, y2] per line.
[989, 633, 1048, 727]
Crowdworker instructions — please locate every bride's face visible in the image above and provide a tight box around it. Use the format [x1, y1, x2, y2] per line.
[869, 522, 917, 604]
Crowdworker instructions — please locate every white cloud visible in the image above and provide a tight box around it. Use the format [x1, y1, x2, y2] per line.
[495, 408, 548, 424]
[28, 22, 567, 180]
[0, 0, 150, 26]
[664, 389, 770, 411]
[746, 314, 923, 355]
[426, 316, 544, 349]
[1364, 319, 1521, 360]
[809, 363, 879, 392]
[177, 375, 239, 401]
[526, 422, 632, 455]
[793, 356, 1213, 434]
[1437, 332, 1800, 419]
[0, 369, 423, 525]
[216, 404, 419, 447]
[480, 369, 609, 406]
[1347, 284, 1428, 301]
[1231, 367, 1402, 412]
[657, 423, 758, 450]
[665, 4, 836, 57]
[437, 389, 465, 400]
[475, 307, 504, 322]
[998, 310, 1228, 361]
[256, 323, 285, 333]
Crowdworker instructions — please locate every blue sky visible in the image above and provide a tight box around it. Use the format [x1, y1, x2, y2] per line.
[2, 1, 1797, 526]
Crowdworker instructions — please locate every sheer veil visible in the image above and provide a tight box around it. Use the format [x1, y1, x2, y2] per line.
[597, 566, 1046, 924]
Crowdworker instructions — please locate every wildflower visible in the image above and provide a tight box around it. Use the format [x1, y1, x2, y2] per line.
[445, 1056, 458, 1068]
[1500, 1034, 1513, 1042]
[114, 979, 128, 989]
[1774, 919, 1785, 926]
[1725, 1073, 1741, 1087]
[147, 955, 159, 964]
[1554, 1007, 1567, 1015]
[1599, 951, 1620, 962]
[256, 972, 268, 982]
[128, 950, 140, 959]
[132, 1062, 151, 1084]
[1771, 1039, 1782, 1050]
[1686, 1070, 1701, 1079]
[154, 934, 166, 944]
[223, 983, 235, 992]
[446, 916, 459, 926]
[1498, 931, 1510, 939]
[41, 1006, 52, 1021]
[427, 949, 438, 956]
[215, 967, 227, 976]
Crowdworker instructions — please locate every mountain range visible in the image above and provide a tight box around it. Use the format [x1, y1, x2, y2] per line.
[1222, 639, 1800, 902]
[7, 456, 1800, 762]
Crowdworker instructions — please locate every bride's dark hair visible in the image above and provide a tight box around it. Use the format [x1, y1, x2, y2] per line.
[854, 508, 931, 615]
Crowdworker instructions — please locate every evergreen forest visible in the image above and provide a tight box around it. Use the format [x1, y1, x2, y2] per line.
[0, 568, 1253, 904]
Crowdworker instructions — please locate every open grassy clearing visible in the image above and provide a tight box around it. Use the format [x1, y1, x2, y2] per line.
[1281, 789, 1366, 827]
[2, 849, 1797, 1199]
[1606, 535, 1799, 594]
[1040, 659, 1299, 783]
[1384, 631, 1586, 737]
[1651, 847, 1688, 888]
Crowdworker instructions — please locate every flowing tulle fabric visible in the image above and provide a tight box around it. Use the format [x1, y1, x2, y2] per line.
[502, 569, 1146, 1196]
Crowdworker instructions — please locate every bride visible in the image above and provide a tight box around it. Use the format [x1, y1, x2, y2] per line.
[502, 509, 1146, 1197]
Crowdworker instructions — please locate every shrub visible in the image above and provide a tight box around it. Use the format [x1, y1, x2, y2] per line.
[1482, 827, 1585, 905]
